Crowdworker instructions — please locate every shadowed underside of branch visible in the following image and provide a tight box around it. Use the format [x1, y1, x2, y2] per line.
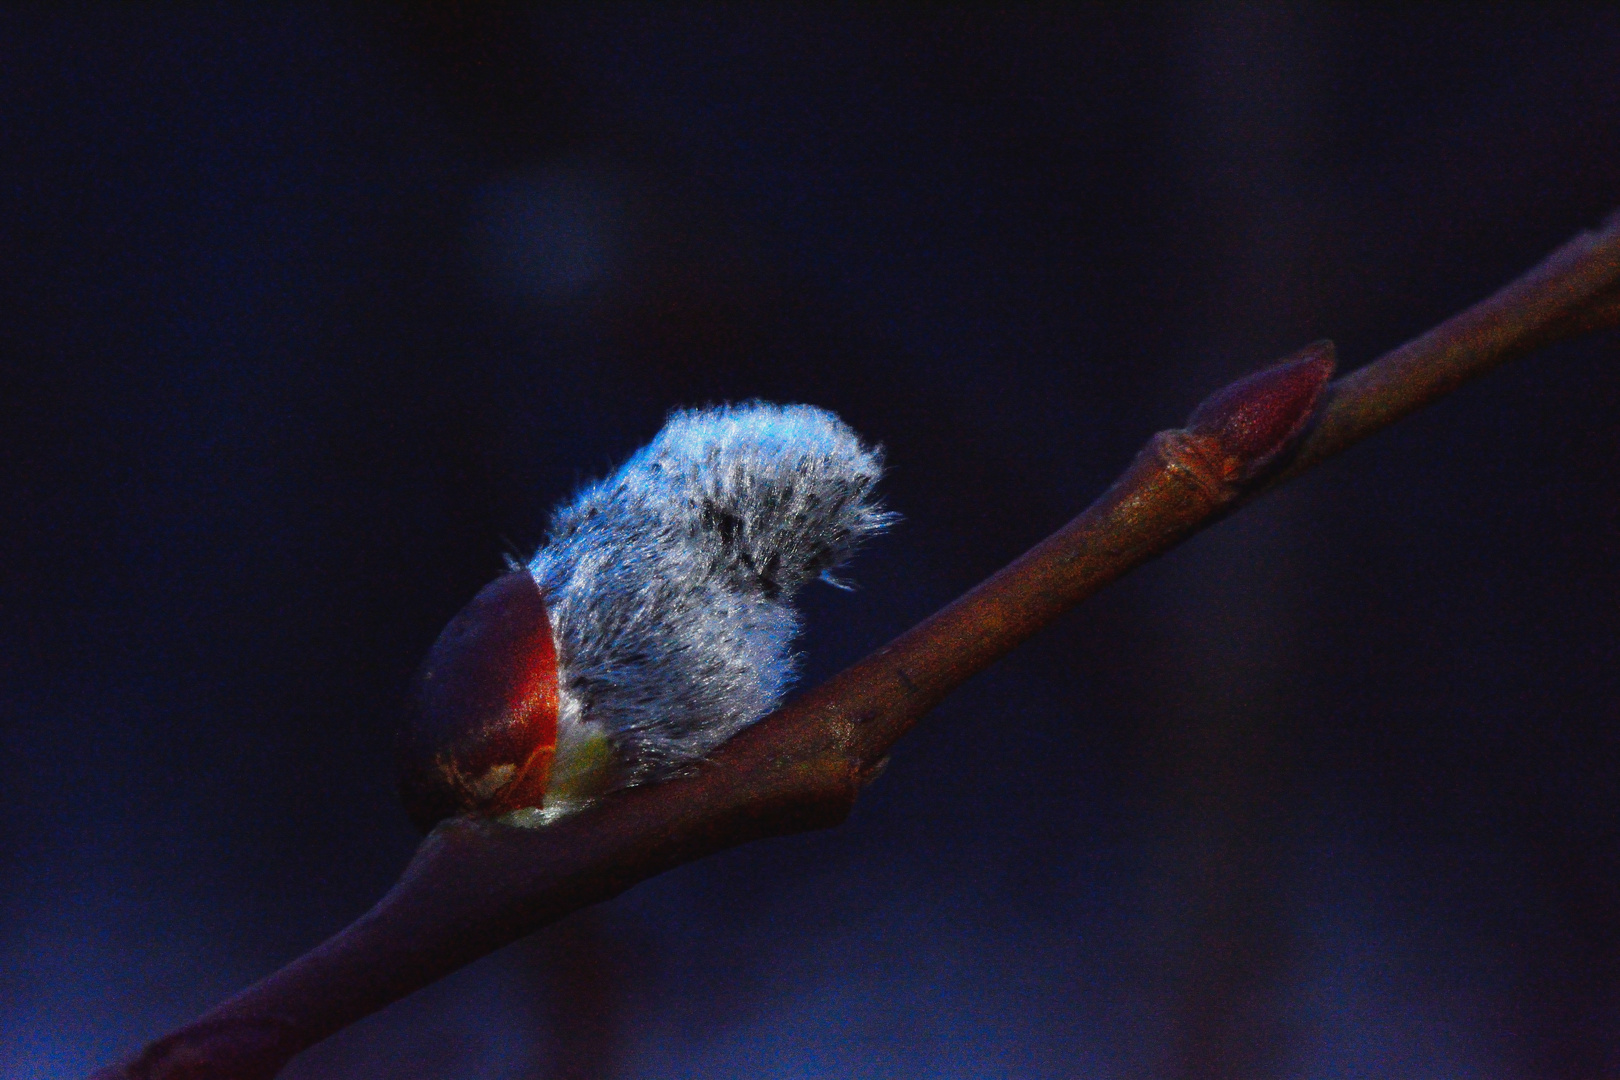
[96, 214, 1620, 1080]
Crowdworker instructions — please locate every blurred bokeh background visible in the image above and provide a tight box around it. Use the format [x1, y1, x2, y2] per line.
[4, 6, 1620, 1078]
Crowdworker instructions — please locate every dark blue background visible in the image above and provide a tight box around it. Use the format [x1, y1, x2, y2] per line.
[4, 7, 1619, 1078]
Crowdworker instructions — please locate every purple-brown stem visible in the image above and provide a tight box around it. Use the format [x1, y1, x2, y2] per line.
[94, 215, 1620, 1080]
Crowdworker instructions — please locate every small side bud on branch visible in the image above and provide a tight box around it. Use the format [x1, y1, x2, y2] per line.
[1184, 341, 1337, 482]
[1148, 341, 1337, 506]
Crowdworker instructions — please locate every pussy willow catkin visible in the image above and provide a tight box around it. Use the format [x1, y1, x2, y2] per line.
[398, 402, 894, 829]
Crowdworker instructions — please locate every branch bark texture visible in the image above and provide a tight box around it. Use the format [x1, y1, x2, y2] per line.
[96, 215, 1620, 1080]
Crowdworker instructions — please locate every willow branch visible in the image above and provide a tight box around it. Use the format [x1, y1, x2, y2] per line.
[94, 214, 1620, 1080]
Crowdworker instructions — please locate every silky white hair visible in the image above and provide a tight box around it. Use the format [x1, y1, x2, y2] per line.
[528, 402, 895, 782]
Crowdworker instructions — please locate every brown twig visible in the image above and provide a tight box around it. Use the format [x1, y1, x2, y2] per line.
[93, 215, 1620, 1080]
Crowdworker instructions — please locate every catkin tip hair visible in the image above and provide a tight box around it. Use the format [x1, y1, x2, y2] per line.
[529, 401, 895, 782]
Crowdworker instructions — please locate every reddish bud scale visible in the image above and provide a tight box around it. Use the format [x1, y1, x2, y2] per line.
[1184, 340, 1337, 482]
[397, 571, 559, 831]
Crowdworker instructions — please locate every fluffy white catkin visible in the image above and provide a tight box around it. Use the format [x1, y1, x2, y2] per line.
[528, 402, 895, 781]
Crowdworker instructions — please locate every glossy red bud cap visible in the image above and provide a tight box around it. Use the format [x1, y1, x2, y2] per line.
[1185, 340, 1337, 482]
[398, 571, 560, 832]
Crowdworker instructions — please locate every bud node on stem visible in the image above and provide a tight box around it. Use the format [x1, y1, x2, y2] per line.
[1183, 340, 1337, 483]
